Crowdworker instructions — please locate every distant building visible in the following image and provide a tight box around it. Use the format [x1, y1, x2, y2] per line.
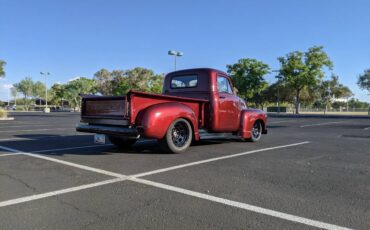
[331, 96, 349, 103]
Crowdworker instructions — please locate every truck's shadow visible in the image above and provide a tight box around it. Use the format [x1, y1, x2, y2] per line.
[3, 134, 227, 156]
[266, 125, 287, 129]
[113, 139, 226, 155]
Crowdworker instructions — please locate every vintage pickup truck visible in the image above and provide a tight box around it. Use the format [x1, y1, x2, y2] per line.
[76, 68, 267, 153]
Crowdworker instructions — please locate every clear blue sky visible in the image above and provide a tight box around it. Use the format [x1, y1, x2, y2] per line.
[1, 0, 369, 102]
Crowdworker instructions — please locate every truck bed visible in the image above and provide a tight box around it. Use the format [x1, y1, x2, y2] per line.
[81, 90, 209, 128]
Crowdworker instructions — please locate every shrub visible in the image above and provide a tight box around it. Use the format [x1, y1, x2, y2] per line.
[0, 108, 7, 118]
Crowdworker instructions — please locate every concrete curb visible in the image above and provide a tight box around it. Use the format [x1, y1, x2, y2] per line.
[267, 113, 370, 119]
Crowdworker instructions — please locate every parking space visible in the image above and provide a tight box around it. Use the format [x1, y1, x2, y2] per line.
[0, 181, 311, 230]
[0, 112, 369, 229]
[0, 154, 110, 201]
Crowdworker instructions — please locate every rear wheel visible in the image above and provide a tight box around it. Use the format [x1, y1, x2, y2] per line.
[108, 135, 137, 149]
[159, 118, 192, 153]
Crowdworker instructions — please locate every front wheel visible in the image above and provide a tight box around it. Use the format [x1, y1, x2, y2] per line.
[159, 118, 193, 153]
[249, 121, 262, 142]
[108, 135, 137, 149]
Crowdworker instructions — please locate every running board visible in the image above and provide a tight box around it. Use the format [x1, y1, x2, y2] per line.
[198, 129, 241, 140]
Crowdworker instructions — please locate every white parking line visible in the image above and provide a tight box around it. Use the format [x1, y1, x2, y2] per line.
[0, 128, 73, 133]
[0, 142, 353, 229]
[0, 153, 22, 157]
[300, 121, 344, 128]
[0, 137, 58, 142]
[269, 120, 294, 124]
[0, 124, 67, 129]
[0, 134, 88, 142]
[364, 127, 369, 130]
[0, 137, 44, 142]
[31, 140, 154, 153]
[0, 145, 126, 178]
[132, 142, 310, 178]
[0, 139, 150, 153]
[32, 144, 114, 153]
[131, 177, 352, 230]
[0, 178, 125, 208]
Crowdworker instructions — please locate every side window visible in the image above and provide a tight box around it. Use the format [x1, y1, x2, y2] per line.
[217, 76, 233, 94]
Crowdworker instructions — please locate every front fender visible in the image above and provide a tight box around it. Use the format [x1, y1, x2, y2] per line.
[238, 109, 267, 139]
[137, 102, 199, 140]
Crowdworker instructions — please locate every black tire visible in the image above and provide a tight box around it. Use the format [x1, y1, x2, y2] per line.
[159, 118, 193, 153]
[108, 135, 137, 149]
[249, 121, 262, 142]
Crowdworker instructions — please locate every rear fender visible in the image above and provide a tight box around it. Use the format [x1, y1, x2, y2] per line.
[238, 109, 267, 139]
[137, 102, 199, 140]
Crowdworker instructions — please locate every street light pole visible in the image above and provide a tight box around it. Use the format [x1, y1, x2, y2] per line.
[174, 55, 177, 70]
[40, 72, 50, 113]
[276, 75, 283, 114]
[7, 87, 10, 106]
[168, 50, 183, 71]
[272, 70, 283, 114]
[12, 87, 17, 106]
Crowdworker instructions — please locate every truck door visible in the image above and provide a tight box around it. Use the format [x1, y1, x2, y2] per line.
[216, 75, 241, 131]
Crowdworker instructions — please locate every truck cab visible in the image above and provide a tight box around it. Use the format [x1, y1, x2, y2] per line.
[163, 68, 246, 132]
[77, 68, 267, 153]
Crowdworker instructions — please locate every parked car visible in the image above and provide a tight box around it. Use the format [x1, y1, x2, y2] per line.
[76, 68, 267, 153]
[6, 105, 16, 110]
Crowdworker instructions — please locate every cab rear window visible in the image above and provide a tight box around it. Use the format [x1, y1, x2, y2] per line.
[171, 75, 198, 88]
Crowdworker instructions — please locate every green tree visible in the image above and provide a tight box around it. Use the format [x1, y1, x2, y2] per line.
[50, 83, 67, 106]
[94, 68, 113, 95]
[32, 81, 46, 104]
[357, 69, 370, 114]
[300, 85, 320, 107]
[111, 67, 164, 95]
[13, 77, 34, 111]
[148, 74, 164, 94]
[278, 46, 333, 114]
[64, 77, 97, 110]
[226, 58, 270, 108]
[314, 75, 353, 112]
[111, 70, 130, 96]
[263, 81, 295, 104]
[358, 69, 370, 93]
[317, 80, 333, 112]
[126, 67, 163, 93]
[327, 75, 352, 99]
[348, 98, 369, 109]
[0, 60, 6, 78]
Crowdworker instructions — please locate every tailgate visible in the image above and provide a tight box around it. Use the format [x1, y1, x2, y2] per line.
[81, 96, 129, 126]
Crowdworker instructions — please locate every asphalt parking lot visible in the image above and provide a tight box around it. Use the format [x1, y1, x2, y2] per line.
[0, 112, 369, 229]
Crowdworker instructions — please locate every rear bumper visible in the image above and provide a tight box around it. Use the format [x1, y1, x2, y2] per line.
[76, 124, 139, 139]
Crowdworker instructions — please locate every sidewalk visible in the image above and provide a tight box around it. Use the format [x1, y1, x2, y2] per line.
[268, 112, 370, 119]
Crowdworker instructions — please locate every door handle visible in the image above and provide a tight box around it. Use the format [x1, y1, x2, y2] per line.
[219, 96, 226, 99]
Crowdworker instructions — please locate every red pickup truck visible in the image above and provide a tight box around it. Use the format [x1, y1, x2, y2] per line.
[76, 68, 267, 153]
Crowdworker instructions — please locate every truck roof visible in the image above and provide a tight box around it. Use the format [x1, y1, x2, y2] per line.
[166, 68, 228, 77]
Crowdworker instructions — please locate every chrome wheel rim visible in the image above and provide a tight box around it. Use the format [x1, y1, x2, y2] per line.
[252, 122, 261, 139]
[171, 121, 189, 147]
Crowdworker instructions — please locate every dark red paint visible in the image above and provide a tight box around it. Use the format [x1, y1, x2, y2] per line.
[79, 68, 267, 141]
